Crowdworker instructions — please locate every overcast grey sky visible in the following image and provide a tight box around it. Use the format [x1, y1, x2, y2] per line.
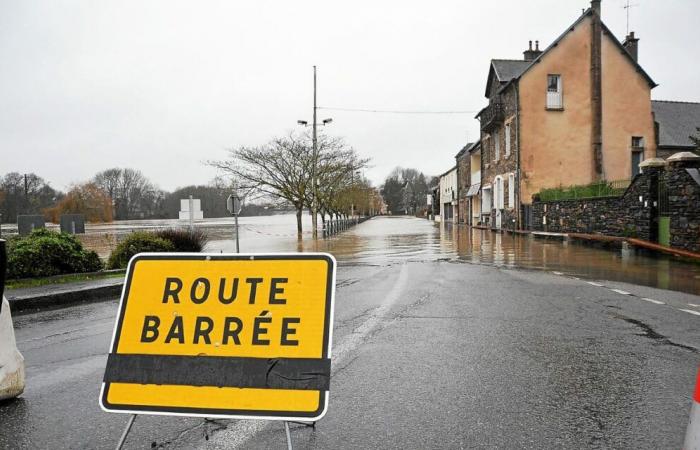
[1, 0, 698, 192]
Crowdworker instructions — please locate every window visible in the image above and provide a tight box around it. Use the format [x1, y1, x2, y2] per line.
[482, 186, 492, 212]
[494, 130, 500, 161]
[631, 137, 645, 177]
[546, 74, 562, 109]
[631, 150, 643, 177]
[505, 123, 511, 157]
[508, 173, 515, 208]
[632, 136, 644, 150]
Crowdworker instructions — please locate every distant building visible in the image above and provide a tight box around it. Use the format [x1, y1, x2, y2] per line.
[455, 141, 481, 225]
[476, 0, 657, 230]
[438, 167, 458, 223]
[652, 100, 700, 159]
[455, 143, 472, 224]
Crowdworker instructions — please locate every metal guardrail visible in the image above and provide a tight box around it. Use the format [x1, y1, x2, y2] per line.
[537, 179, 631, 202]
[322, 216, 372, 238]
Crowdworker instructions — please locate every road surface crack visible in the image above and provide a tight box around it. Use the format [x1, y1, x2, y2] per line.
[614, 314, 698, 353]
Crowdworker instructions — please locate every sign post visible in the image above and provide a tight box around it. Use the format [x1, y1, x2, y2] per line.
[101, 253, 336, 449]
[227, 193, 242, 253]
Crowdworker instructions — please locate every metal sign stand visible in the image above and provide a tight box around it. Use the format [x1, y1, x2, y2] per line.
[115, 414, 137, 450]
[114, 415, 312, 449]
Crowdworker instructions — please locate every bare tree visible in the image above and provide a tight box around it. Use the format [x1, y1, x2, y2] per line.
[93, 168, 161, 219]
[210, 132, 369, 235]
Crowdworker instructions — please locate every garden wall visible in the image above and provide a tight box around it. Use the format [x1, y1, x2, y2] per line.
[531, 154, 700, 252]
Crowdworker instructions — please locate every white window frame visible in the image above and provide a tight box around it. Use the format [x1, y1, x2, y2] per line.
[508, 173, 515, 208]
[546, 74, 563, 109]
[505, 122, 511, 157]
[494, 130, 500, 161]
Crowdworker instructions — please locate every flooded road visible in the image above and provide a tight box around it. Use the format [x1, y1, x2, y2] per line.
[60, 214, 700, 295]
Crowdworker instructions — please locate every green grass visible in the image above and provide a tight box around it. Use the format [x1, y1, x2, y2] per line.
[538, 180, 630, 202]
[6, 271, 125, 290]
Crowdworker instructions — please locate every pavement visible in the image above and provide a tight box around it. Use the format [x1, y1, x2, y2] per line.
[1, 257, 698, 449]
[5, 278, 124, 312]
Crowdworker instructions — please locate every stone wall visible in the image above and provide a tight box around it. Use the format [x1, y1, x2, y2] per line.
[530, 155, 700, 252]
[666, 164, 700, 251]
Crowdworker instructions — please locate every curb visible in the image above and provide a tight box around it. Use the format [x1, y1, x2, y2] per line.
[7, 280, 124, 313]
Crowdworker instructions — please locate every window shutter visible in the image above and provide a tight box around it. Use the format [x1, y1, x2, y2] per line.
[508, 173, 515, 208]
[505, 124, 511, 157]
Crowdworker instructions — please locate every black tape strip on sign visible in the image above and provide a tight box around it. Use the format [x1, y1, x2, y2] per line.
[104, 354, 331, 391]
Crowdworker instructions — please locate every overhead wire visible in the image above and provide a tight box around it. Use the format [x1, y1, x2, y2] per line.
[317, 106, 479, 115]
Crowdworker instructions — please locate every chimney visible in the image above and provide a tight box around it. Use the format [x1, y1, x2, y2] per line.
[591, 0, 601, 16]
[523, 40, 543, 61]
[623, 31, 639, 62]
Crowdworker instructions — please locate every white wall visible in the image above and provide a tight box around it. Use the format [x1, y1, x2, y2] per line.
[439, 167, 458, 222]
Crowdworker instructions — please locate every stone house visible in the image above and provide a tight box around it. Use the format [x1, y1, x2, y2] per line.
[476, 0, 657, 230]
[455, 143, 473, 224]
[652, 100, 700, 159]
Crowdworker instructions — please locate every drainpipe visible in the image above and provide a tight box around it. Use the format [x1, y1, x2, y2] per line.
[515, 83, 522, 230]
[591, 1, 604, 180]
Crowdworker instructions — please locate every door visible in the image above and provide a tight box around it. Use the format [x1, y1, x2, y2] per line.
[494, 177, 504, 230]
[658, 179, 670, 246]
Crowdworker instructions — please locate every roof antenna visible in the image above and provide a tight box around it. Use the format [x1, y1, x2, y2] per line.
[623, 0, 639, 35]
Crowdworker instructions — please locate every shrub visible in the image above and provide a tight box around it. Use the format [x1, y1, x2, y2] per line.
[538, 180, 630, 202]
[154, 228, 208, 252]
[7, 229, 103, 279]
[107, 232, 175, 269]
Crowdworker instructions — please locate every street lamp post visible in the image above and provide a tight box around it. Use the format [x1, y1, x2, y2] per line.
[297, 66, 332, 239]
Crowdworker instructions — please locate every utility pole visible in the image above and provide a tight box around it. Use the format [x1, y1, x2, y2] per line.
[312, 66, 319, 239]
[297, 66, 332, 238]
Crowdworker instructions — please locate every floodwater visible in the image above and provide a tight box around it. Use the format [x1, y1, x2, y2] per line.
[312, 216, 700, 295]
[7, 214, 700, 295]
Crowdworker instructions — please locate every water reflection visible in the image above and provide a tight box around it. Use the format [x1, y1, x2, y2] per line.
[440, 220, 700, 295]
[72, 214, 700, 295]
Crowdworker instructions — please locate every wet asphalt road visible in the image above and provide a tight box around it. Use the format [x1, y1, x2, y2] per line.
[2, 217, 700, 449]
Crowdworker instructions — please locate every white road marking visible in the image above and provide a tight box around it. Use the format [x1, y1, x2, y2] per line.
[688, 303, 700, 308]
[587, 281, 604, 287]
[552, 271, 564, 276]
[202, 263, 411, 449]
[611, 289, 632, 295]
[641, 298, 665, 305]
[679, 309, 700, 316]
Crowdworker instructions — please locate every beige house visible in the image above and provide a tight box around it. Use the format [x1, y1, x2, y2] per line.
[476, 0, 657, 230]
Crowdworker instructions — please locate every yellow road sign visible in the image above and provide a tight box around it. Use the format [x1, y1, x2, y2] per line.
[100, 253, 336, 421]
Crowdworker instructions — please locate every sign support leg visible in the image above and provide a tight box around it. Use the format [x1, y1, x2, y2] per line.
[234, 214, 240, 253]
[115, 414, 137, 450]
[284, 421, 293, 450]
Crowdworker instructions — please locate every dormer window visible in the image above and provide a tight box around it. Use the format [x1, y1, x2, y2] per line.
[546, 74, 563, 109]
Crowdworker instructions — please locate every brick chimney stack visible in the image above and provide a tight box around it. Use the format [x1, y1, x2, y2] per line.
[623, 31, 639, 62]
[591, 0, 601, 16]
[523, 40, 543, 62]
